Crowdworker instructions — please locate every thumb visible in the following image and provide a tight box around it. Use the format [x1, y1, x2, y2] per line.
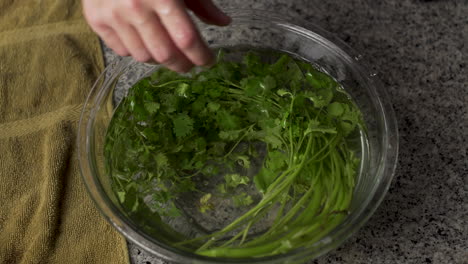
[185, 0, 231, 26]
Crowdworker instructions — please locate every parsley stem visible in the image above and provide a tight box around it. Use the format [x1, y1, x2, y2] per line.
[197, 135, 314, 250]
[222, 124, 255, 159]
[288, 96, 296, 164]
[151, 79, 190, 88]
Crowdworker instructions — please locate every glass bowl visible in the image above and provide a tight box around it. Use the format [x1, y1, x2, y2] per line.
[78, 9, 398, 264]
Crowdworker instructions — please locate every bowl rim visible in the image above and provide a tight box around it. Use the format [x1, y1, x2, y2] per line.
[78, 8, 399, 263]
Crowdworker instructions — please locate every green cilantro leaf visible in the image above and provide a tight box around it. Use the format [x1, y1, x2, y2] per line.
[241, 77, 263, 97]
[217, 184, 227, 194]
[216, 109, 241, 130]
[155, 153, 169, 168]
[266, 150, 287, 171]
[243, 51, 262, 70]
[161, 93, 179, 113]
[224, 173, 250, 188]
[144, 102, 160, 114]
[264, 134, 283, 149]
[117, 191, 126, 203]
[270, 54, 291, 74]
[234, 154, 251, 169]
[304, 120, 337, 135]
[172, 113, 194, 138]
[277, 89, 292, 97]
[254, 167, 276, 193]
[207, 101, 221, 112]
[327, 102, 345, 116]
[304, 89, 333, 108]
[199, 193, 214, 213]
[262, 75, 277, 91]
[176, 83, 190, 97]
[232, 193, 253, 207]
[219, 130, 241, 140]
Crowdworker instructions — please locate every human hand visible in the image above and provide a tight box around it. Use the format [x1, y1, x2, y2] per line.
[83, 0, 231, 72]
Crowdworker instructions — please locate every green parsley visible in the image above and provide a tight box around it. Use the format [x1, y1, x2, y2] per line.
[104, 50, 364, 258]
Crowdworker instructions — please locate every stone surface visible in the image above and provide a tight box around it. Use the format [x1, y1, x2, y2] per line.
[101, 0, 468, 263]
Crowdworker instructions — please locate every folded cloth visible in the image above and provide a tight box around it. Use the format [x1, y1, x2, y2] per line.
[0, 1, 129, 263]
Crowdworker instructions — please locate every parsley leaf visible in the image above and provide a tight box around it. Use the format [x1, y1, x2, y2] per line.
[199, 193, 214, 213]
[216, 109, 242, 130]
[241, 77, 263, 97]
[224, 173, 250, 188]
[232, 193, 253, 207]
[144, 102, 160, 114]
[172, 113, 194, 138]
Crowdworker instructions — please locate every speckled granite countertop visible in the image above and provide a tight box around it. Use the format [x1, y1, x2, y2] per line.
[102, 0, 467, 263]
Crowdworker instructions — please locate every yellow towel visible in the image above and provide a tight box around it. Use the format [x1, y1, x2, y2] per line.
[0, 1, 129, 263]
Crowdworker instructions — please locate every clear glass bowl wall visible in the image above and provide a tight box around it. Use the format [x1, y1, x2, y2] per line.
[78, 9, 398, 264]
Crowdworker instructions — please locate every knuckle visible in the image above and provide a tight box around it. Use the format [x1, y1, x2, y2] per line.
[155, 0, 172, 7]
[83, 9, 102, 26]
[176, 31, 197, 50]
[155, 0, 176, 15]
[155, 49, 176, 64]
[134, 52, 151, 62]
[115, 49, 129, 57]
[109, 44, 129, 57]
[86, 15, 102, 27]
[124, 0, 143, 13]
[105, 7, 120, 22]
[98, 26, 114, 38]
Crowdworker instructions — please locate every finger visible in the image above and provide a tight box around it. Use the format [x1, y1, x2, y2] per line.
[92, 24, 129, 56]
[113, 17, 152, 62]
[185, 0, 231, 26]
[152, 0, 214, 66]
[82, 5, 130, 57]
[132, 14, 194, 72]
